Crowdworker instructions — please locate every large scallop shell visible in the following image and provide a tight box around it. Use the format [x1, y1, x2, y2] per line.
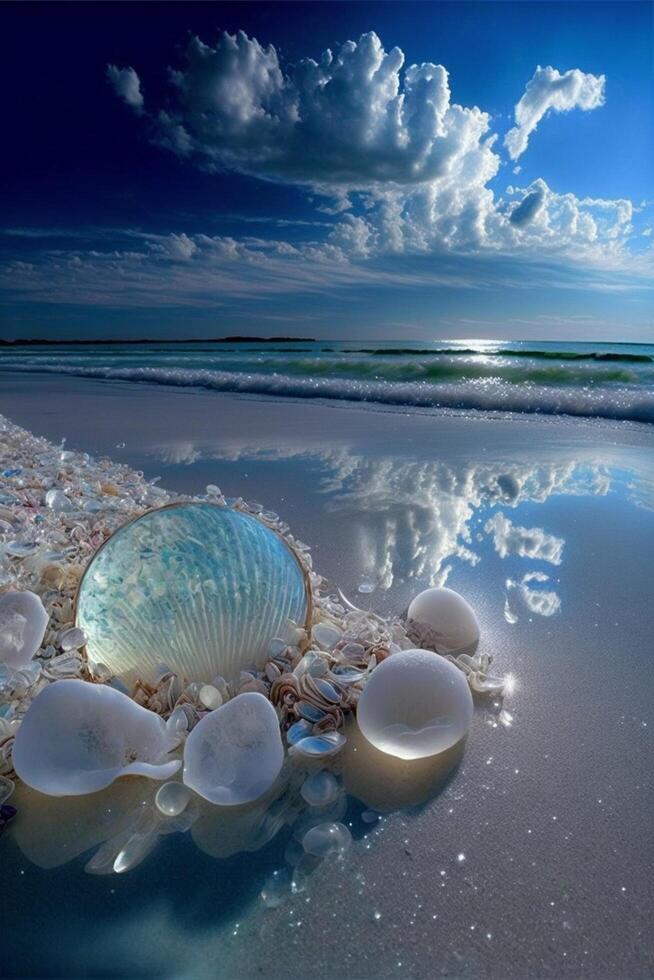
[75, 503, 310, 683]
[12, 679, 181, 796]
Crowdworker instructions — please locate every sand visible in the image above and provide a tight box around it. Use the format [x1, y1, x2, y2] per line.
[1, 373, 653, 979]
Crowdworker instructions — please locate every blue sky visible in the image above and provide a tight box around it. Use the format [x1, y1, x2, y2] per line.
[1, 1, 652, 341]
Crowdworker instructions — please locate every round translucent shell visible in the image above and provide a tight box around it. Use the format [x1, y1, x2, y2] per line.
[356, 649, 474, 760]
[76, 503, 309, 683]
[407, 587, 480, 654]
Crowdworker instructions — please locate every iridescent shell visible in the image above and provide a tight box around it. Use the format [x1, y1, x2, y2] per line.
[75, 503, 310, 683]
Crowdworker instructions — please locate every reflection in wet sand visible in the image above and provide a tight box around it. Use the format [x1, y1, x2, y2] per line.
[341, 718, 464, 813]
[152, 435, 622, 618]
[10, 727, 471, 871]
[9, 777, 152, 869]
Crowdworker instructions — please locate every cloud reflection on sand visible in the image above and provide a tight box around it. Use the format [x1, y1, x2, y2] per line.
[153, 437, 616, 615]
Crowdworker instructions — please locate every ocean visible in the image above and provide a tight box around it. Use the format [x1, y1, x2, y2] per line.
[1, 338, 653, 424]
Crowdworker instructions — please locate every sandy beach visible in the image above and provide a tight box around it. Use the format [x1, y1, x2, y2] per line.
[1, 373, 653, 979]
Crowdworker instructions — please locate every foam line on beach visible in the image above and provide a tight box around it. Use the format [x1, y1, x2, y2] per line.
[3, 362, 654, 424]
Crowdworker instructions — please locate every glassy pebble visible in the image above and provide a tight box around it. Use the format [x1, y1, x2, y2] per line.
[199, 684, 222, 710]
[45, 489, 73, 512]
[113, 831, 157, 873]
[361, 810, 380, 824]
[300, 770, 339, 807]
[260, 869, 289, 908]
[155, 781, 191, 817]
[311, 623, 341, 651]
[166, 706, 189, 735]
[358, 580, 376, 594]
[59, 627, 87, 652]
[302, 821, 352, 858]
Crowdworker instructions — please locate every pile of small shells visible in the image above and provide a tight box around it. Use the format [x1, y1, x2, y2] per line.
[0, 413, 509, 825]
[0, 414, 405, 802]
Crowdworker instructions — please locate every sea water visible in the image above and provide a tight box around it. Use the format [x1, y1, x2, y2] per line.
[1, 338, 653, 423]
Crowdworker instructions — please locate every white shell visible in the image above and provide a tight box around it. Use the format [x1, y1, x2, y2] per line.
[183, 692, 284, 806]
[0, 590, 48, 670]
[356, 648, 473, 760]
[12, 679, 181, 796]
[407, 587, 480, 654]
[76, 503, 309, 683]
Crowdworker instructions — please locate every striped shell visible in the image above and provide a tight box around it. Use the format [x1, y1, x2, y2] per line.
[75, 503, 310, 683]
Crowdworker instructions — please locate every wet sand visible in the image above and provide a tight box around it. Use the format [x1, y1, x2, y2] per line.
[1, 373, 653, 979]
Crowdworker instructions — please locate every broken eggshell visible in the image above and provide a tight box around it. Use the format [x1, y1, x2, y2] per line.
[0, 590, 49, 671]
[12, 679, 181, 796]
[407, 586, 480, 655]
[183, 692, 284, 806]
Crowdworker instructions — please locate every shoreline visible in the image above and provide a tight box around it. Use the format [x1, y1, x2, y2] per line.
[1, 395, 654, 978]
[1, 368, 653, 437]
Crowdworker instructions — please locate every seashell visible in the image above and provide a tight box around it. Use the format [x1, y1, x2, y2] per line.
[294, 700, 327, 724]
[12, 679, 181, 796]
[292, 731, 346, 758]
[329, 664, 367, 685]
[183, 692, 284, 806]
[406, 587, 479, 655]
[300, 771, 339, 807]
[302, 821, 351, 858]
[75, 503, 310, 684]
[286, 719, 313, 745]
[300, 675, 342, 706]
[311, 623, 342, 651]
[0, 591, 48, 671]
[356, 648, 473, 761]
[468, 671, 506, 696]
[270, 673, 299, 708]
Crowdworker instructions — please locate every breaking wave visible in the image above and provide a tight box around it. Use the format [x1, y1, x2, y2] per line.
[3, 361, 653, 424]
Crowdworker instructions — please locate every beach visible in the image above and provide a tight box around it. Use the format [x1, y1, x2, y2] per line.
[1, 371, 653, 979]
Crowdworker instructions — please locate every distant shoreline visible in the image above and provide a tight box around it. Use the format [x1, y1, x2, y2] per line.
[0, 336, 316, 346]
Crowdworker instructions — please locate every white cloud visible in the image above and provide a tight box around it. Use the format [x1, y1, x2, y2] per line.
[106, 65, 144, 112]
[505, 65, 605, 161]
[484, 511, 564, 564]
[104, 28, 641, 271]
[6, 31, 643, 305]
[152, 30, 494, 194]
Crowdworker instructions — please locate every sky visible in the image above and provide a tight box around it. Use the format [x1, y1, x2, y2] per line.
[1, 1, 652, 342]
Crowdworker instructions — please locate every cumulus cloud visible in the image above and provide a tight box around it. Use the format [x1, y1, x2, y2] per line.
[505, 65, 605, 161]
[106, 65, 144, 112]
[484, 511, 564, 564]
[17, 30, 646, 296]
[152, 30, 495, 193]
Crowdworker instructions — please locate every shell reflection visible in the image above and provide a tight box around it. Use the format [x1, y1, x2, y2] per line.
[76, 503, 310, 683]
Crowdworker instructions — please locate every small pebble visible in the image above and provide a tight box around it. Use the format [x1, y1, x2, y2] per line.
[199, 684, 222, 710]
[155, 782, 191, 817]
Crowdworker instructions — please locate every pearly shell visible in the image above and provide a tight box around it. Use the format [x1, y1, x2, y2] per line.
[0, 590, 49, 671]
[183, 692, 284, 806]
[356, 648, 473, 760]
[12, 679, 181, 796]
[75, 503, 310, 683]
[407, 587, 479, 655]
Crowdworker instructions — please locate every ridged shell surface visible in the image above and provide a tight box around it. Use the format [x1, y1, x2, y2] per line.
[76, 503, 309, 683]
